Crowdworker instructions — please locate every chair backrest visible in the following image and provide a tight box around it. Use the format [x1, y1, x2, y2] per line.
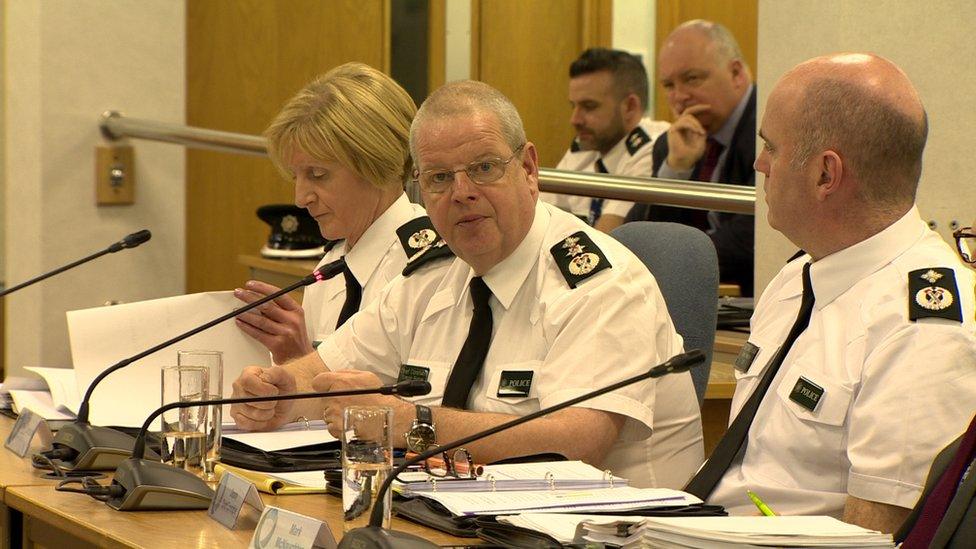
[611, 222, 719, 404]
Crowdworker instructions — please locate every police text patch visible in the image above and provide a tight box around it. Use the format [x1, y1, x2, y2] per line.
[497, 371, 534, 398]
[789, 376, 825, 412]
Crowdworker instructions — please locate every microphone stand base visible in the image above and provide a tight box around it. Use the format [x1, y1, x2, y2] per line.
[42, 423, 158, 472]
[107, 458, 214, 511]
[338, 526, 439, 548]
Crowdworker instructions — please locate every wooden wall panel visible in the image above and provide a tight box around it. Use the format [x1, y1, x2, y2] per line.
[654, 0, 758, 121]
[471, 0, 612, 168]
[186, 0, 389, 293]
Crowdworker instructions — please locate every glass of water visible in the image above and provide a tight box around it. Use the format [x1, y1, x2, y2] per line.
[177, 350, 223, 481]
[160, 364, 209, 478]
[341, 406, 393, 531]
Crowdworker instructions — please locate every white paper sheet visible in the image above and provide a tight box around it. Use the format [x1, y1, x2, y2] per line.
[418, 487, 700, 516]
[67, 291, 272, 427]
[223, 420, 338, 451]
[9, 390, 76, 420]
[24, 367, 81, 414]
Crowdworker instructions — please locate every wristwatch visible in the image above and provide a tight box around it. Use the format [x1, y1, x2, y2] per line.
[404, 404, 436, 453]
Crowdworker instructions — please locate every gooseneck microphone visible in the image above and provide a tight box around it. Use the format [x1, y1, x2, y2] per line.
[37, 258, 347, 472]
[71, 380, 431, 511]
[0, 229, 152, 298]
[338, 349, 707, 549]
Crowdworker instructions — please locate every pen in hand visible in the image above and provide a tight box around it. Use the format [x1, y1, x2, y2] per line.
[747, 490, 777, 516]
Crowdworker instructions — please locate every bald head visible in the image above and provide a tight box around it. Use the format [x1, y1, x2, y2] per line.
[410, 80, 526, 163]
[779, 53, 928, 208]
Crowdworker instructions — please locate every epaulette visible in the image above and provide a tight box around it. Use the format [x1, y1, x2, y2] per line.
[550, 231, 612, 288]
[625, 126, 651, 155]
[570, 137, 581, 153]
[909, 267, 963, 322]
[397, 217, 455, 276]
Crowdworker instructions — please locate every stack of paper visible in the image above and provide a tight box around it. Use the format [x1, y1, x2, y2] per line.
[0, 375, 49, 410]
[394, 460, 627, 494]
[571, 515, 894, 548]
[412, 487, 700, 517]
[222, 420, 338, 451]
[5, 367, 80, 420]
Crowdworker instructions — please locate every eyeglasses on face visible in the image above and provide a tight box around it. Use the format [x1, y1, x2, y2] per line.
[414, 144, 525, 194]
[953, 226, 975, 264]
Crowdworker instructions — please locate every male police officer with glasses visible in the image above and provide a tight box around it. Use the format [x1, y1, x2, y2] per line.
[231, 81, 704, 489]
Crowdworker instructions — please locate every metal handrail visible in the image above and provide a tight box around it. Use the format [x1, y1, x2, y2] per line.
[100, 111, 755, 214]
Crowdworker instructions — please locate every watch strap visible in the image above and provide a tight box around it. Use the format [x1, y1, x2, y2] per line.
[415, 404, 433, 426]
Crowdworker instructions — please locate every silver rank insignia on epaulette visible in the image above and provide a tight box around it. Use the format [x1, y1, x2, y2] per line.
[908, 267, 963, 322]
[915, 269, 953, 311]
[562, 236, 600, 275]
[280, 214, 299, 233]
[408, 228, 437, 249]
[397, 216, 456, 276]
[550, 231, 611, 288]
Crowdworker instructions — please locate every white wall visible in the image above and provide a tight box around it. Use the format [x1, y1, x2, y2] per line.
[755, 0, 976, 291]
[4, 1, 186, 374]
[612, 0, 656, 111]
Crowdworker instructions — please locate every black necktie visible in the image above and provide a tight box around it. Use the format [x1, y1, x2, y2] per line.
[335, 263, 362, 329]
[442, 277, 494, 409]
[685, 263, 816, 499]
[588, 159, 608, 225]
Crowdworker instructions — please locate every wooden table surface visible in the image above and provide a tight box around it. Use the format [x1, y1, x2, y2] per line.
[5, 485, 475, 548]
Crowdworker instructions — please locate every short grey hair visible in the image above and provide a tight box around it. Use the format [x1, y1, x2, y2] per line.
[674, 19, 746, 67]
[790, 78, 928, 207]
[409, 80, 526, 164]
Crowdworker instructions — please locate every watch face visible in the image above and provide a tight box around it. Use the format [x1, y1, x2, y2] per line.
[405, 424, 436, 453]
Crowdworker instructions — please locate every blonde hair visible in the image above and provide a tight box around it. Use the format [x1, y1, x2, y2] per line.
[265, 63, 416, 189]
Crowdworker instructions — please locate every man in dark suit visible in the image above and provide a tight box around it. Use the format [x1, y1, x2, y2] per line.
[627, 20, 756, 295]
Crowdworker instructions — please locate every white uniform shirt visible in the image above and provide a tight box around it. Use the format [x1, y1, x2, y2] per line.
[541, 118, 669, 222]
[710, 206, 976, 517]
[302, 193, 426, 345]
[318, 201, 704, 489]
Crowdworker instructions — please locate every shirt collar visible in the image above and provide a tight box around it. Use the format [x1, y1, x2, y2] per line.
[341, 193, 412, 285]
[712, 83, 754, 147]
[599, 130, 629, 170]
[803, 206, 928, 308]
[471, 201, 550, 310]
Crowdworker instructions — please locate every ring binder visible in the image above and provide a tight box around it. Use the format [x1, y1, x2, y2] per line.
[486, 474, 496, 492]
[545, 471, 555, 491]
[295, 416, 311, 430]
[603, 469, 615, 488]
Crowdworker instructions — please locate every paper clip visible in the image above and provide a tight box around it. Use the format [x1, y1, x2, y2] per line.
[545, 471, 556, 491]
[603, 469, 615, 488]
[485, 474, 496, 492]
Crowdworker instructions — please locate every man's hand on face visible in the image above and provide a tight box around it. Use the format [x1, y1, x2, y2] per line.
[666, 104, 711, 171]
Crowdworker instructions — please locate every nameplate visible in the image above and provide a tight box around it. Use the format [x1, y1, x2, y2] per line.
[250, 506, 337, 549]
[4, 408, 52, 457]
[209, 471, 265, 529]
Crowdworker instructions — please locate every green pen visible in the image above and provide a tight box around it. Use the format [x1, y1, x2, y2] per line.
[747, 490, 777, 516]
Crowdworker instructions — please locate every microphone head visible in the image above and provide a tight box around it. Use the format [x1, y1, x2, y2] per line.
[121, 229, 152, 249]
[667, 349, 706, 372]
[393, 380, 432, 397]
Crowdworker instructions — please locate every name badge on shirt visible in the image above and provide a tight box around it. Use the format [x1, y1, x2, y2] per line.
[734, 342, 761, 373]
[497, 371, 534, 398]
[397, 365, 430, 383]
[789, 376, 825, 412]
